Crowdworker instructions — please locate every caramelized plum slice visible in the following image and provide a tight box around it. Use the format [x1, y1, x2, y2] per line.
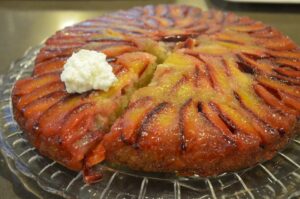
[254, 84, 298, 116]
[118, 97, 155, 144]
[13, 72, 61, 96]
[16, 82, 65, 110]
[21, 91, 68, 143]
[37, 96, 91, 137]
[34, 58, 66, 76]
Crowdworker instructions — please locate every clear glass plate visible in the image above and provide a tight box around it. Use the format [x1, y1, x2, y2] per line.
[0, 150, 63, 199]
[0, 46, 300, 199]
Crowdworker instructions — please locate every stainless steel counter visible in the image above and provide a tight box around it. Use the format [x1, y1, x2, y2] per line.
[0, 0, 299, 198]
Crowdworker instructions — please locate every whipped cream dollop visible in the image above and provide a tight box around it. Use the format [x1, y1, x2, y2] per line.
[61, 49, 117, 93]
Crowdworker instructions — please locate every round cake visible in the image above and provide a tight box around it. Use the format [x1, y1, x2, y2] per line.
[12, 4, 300, 182]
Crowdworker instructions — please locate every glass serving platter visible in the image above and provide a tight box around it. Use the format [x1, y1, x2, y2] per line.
[0, 150, 62, 199]
[0, 46, 300, 199]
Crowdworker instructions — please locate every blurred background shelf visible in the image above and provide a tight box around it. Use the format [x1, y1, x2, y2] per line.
[225, 0, 300, 3]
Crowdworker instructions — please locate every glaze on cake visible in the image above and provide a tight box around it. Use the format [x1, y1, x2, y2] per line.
[12, 5, 300, 181]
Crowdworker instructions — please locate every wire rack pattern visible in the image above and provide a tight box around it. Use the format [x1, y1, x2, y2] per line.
[0, 46, 300, 199]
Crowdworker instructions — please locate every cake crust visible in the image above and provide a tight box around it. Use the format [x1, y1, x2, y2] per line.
[12, 5, 300, 180]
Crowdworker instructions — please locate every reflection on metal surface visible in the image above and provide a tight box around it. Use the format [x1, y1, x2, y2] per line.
[59, 19, 79, 29]
[57, 13, 90, 29]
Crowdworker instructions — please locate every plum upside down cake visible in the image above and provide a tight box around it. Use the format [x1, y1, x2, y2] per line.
[12, 5, 300, 182]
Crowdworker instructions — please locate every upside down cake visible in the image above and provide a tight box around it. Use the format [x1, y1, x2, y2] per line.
[12, 5, 300, 181]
